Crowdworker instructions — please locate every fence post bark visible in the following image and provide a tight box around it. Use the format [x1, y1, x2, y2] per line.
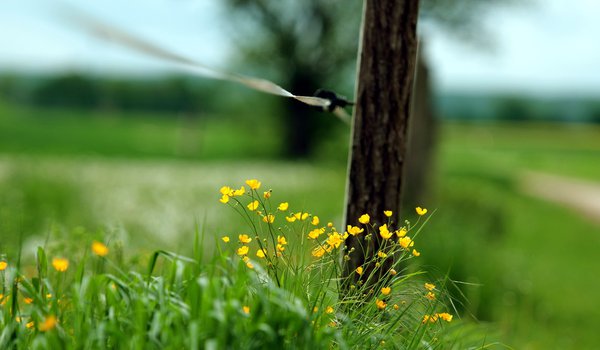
[342, 0, 420, 290]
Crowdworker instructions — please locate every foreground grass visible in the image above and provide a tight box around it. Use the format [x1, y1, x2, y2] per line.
[0, 180, 492, 349]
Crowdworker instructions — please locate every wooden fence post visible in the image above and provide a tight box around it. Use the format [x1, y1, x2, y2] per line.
[343, 0, 420, 290]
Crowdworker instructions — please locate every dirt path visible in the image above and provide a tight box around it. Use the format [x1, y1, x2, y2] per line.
[520, 171, 600, 225]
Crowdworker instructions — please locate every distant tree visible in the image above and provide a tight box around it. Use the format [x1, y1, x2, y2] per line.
[223, 0, 361, 158]
[32, 74, 99, 109]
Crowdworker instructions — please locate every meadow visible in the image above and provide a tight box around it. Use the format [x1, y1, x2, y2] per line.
[1, 100, 599, 348]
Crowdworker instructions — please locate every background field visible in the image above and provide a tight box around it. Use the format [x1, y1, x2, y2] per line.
[1, 99, 599, 348]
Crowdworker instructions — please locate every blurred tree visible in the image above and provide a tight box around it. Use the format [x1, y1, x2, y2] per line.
[223, 0, 361, 158]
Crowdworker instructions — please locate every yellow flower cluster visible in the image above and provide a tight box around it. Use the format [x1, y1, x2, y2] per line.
[422, 312, 453, 323]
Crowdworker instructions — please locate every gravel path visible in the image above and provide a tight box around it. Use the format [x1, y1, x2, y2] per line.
[521, 171, 600, 224]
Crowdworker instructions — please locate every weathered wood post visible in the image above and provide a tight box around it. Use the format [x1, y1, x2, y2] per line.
[343, 0, 421, 289]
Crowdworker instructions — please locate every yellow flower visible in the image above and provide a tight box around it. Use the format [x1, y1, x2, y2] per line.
[399, 236, 414, 249]
[39, 315, 57, 331]
[26, 321, 34, 329]
[247, 200, 259, 211]
[396, 228, 407, 237]
[0, 261, 7, 271]
[437, 312, 453, 322]
[311, 216, 320, 226]
[356, 266, 363, 275]
[326, 306, 334, 314]
[242, 306, 250, 314]
[233, 186, 246, 196]
[379, 224, 393, 239]
[312, 246, 326, 258]
[277, 235, 288, 245]
[263, 191, 271, 199]
[381, 287, 391, 296]
[326, 232, 344, 249]
[256, 249, 266, 258]
[245, 179, 261, 190]
[285, 216, 297, 223]
[393, 304, 399, 310]
[425, 292, 436, 300]
[377, 251, 388, 258]
[416, 207, 428, 216]
[308, 228, 325, 239]
[238, 234, 252, 244]
[424, 283, 436, 291]
[91, 241, 109, 257]
[219, 186, 233, 196]
[358, 214, 370, 224]
[276, 244, 286, 253]
[412, 249, 420, 257]
[222, 236, 230, 243]
[384, 210, 392, 217]
[313, 306, 319, 313]
[294, 212, 309, 221]
[389, 269, 397, 276]
[346, 225, 364, 236]
[24, 297, 33, 304]
[52, 258, 69, 272]
[375, 299, 387, 310]
[246, 261, 254, 269]
[219, 195, 230, 204]
[262, 214, 275, 224]
[422, 315, 430, 324]
[327, 222, 333, 228]
[237, 246, 249, 256]
[277, 202, 289, 211]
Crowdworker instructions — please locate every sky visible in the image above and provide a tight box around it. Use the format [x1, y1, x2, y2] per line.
[1, 0, 600, 96]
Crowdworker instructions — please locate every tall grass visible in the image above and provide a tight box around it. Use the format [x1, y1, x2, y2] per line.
[0, 179, 494, 349]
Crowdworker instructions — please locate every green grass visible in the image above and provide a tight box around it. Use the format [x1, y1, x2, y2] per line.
[2, 99, 600, 348]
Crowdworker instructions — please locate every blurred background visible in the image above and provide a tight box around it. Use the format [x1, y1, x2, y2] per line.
[1, 0, 599, 348]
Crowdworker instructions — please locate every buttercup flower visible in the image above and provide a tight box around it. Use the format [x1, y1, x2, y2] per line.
[239, 234, 252, 244]
[91, 241, 109, 257]
[356, 266, 363, 275]
[424, 283, 435, 291]
[396, 228, 407, 237]
[285, 216, 296, 223]
[377, 251, 388, 258]
[256, 249, 266, 258]
[308, 228, 325, 240]
[399, 236, 414, 249]
[381, 287, 391, 296]
[222, 236, 230, 243]
[425, 292, 436, 300]
[219, 195, 229, 204]
[52, 258, 69, 272]
[263, 191, 271, 199]
[242, 306, 250, 314]
[0, 261, 7, 271]
[311, 216, 320, 226]
[346, 225, 364, 236]
[384, 210, 392, 217]
[375, 299, 387, 310]
[245, 179, 261, 190]
[262, 214, 275, 223]
[358, 214, 370, 224]
[233, 186, 246, 196]
[412, 249, 420, 257]
[247, 200, 259, 211]
[237, 246, 249, 256]
[326, 306, 334, 314]
[379, 224, 393, 239]
[278, 202, 289, 211]
[416, 207, 428, 216]
[39, 315, 57, 332]
[312, 246, 326, 258]
[219, 186, 233, 196]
